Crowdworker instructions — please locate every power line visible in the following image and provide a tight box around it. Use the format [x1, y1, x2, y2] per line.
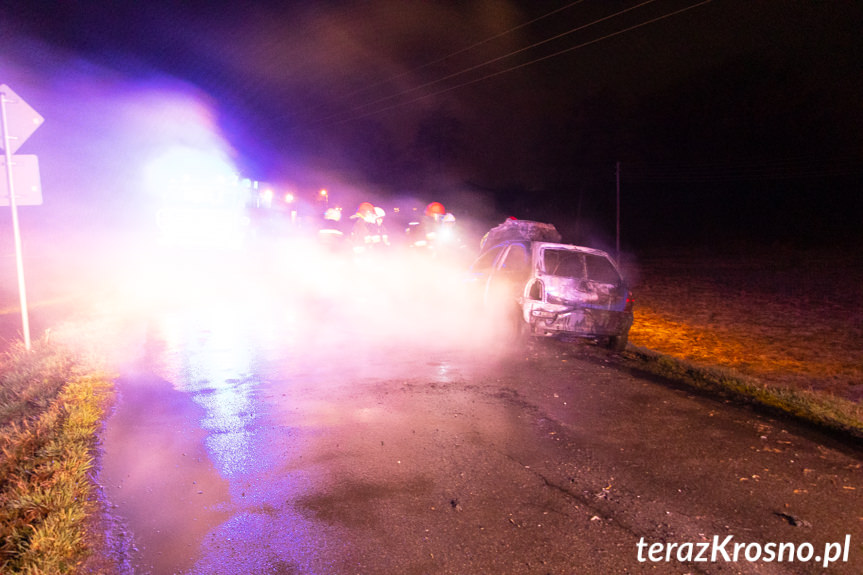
[318, 0, 656, 121]
[330, 0, 590, 104]
[313, 0, 661, 125]
[314, 0, 710, 128]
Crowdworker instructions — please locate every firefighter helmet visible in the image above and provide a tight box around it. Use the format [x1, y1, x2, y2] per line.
[356, 202, 375, 218]
[425, 202, 445, 217]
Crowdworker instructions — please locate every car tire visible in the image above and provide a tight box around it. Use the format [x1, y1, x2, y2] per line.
[607, 333, 628, 352]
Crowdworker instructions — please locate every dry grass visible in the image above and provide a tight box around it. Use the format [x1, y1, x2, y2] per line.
[627, 248, 863, 402]
[620, 248, 863, 436]
[0, 341, 114, 574]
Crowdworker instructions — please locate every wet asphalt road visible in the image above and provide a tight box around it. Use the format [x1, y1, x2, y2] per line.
[95, 271, 863, 575]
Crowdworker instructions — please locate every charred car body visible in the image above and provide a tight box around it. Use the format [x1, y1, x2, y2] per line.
[470, 219, 634, 351]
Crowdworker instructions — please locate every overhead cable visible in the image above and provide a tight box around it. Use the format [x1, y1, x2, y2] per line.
[316, 0, 711, 127]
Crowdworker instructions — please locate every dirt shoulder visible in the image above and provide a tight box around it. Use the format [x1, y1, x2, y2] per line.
[624, 247, 863, 404]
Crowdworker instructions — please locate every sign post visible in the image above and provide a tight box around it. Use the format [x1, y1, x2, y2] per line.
[0, 84, 45, 351]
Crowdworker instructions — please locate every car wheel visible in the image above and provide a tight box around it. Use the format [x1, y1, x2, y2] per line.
[607, 333, 628, 352]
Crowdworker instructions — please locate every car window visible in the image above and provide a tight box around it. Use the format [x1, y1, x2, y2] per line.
[585, 254, 621, 285]
[542, 249, 585, 278]
[471, 245, 504, 274]
[500, 244, 529, 272]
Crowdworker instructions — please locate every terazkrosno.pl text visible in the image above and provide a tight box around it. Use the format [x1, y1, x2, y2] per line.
[637, 534, 852, 568]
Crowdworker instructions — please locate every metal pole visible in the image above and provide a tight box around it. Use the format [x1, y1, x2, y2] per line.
[616, 161, 621, 264]
[0, 89, 31, 350]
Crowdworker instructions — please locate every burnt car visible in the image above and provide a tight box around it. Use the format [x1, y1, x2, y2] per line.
[469, 220, 633, 351]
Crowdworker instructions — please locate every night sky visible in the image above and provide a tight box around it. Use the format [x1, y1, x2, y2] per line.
[2, 0, 862, 252]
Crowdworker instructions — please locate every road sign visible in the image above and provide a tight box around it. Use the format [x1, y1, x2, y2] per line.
[0, 155, 42, 206]
[0, 84, 44, 155]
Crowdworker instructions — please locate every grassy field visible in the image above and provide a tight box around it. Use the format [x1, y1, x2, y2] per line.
[623, 246, 863, 438]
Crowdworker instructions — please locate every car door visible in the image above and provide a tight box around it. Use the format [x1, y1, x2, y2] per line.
[486, 242, 532, 311]
[468, 244, 505, 285]
[467, 244, 505, 306]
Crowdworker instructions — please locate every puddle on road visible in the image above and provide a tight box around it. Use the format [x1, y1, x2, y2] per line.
[98, 370, 233, 575]
[155, 306, 276, 478]
[100, 299, 304, 574]
[99, 279, 517, 574]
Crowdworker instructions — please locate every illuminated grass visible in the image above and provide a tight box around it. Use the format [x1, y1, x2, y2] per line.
[0, 340, 114, 574]
[625, 343, 863, 440]
[630, 308, 863, 392]
[628, 250, 863, 399]
[624, 250, 863, 439]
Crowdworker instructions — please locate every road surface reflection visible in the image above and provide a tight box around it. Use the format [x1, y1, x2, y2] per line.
[100, 249, 504, 573]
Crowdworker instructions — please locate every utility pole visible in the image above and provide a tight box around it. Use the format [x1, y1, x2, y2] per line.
[616, 161, 621, 264]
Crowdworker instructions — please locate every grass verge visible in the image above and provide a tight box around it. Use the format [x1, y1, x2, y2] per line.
[622, 344, 863, 444]
[0, 339, 114, 574]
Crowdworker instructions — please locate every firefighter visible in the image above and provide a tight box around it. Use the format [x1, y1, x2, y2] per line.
[408, 201, 447, 249]
[351, 202, 388, 252]
[371, 206, 390, 247]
